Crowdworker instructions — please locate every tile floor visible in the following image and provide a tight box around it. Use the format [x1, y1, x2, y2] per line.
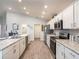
[21, 40, 54, 59]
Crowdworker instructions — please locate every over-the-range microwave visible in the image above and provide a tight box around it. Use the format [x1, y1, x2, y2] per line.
[54, 20, 63, 30]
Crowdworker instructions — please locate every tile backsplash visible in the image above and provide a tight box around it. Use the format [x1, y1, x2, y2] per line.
[54, 29, 79, 43]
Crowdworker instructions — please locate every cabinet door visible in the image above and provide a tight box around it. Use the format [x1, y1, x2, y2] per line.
[13, 42, 19, 59]
[19, 39, 24, 56]
[40, 32, 44, 41]
[24, 37, 26, 50]
[65, 48, 79, 59]
[19, 38, 26, 56]
[56, 13, 63, 20]
[3, 51, 14, 59]
[74, 0, 79, 28]
[65, 48, 73, 59]
[50, 19, 54, 29]
[48, 18, 54, 29]
[54, 16, 59, 22]
[56, 42, 65, 59]
[47, 35, 50, 48]
[63, 4, 73, 29]
[3, 42, 19, 59]
[0, 51, 2, 59]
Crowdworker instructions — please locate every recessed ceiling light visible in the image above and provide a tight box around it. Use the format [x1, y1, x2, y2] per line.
[8, 7, 12, 10]
[44, 5, 48, 9]
[24, 7, 26, 10]
[42, 11, 45, 15]
[18, 0, 22, 2]
[26, 12, 30, 14]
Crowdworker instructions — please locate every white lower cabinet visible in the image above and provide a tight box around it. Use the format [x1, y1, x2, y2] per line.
[56, 42, 65, 59]
[65, 48, 74, 59]
[0, 51, 2, 59]
[40, 32, 44, 41]
[13, 42, 20, 59]
[3, 42, 19, 59]
[1, 37, 27, 59]
[47, 35, 50, 48]
[3, 50, 14, 59]
[65, 48, 79, 59]
[56, 42, 79, 59]
[19, 37, 26, 56]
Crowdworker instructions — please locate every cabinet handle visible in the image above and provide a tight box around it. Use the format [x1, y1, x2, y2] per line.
[13, 49, 16, 54]
[64, 53, 65, 59]
[70, 53, 75, 58]
[61, 52, 64, 56]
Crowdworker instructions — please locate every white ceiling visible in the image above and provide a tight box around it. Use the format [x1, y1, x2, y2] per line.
[0, 0, 73, 21]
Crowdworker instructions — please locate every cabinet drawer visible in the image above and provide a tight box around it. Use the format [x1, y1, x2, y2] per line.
[3, 41, 19, 55]
[19, 38, 26, 56]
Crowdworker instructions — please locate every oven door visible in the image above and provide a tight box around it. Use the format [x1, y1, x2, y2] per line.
[50, 37, 56, 55]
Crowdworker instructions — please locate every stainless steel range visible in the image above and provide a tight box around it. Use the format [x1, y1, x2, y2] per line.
[50, 32, 70, 59]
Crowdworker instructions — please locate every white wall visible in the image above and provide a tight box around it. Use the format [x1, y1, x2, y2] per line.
[0, 12, 7, 37]
[0, 16, 2, 37]
[6, 12, 47, 41]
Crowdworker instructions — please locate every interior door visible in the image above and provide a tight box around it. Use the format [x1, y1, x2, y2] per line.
[34, 24, 41, 39]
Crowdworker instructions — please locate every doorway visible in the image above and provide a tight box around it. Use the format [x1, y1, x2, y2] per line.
[34, 24, 41, 40]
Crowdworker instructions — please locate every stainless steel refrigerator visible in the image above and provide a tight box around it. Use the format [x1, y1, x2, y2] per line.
[44, 25, 50, 44]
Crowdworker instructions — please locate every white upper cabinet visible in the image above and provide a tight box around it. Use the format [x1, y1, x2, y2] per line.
[74, 0, 79, 28]
[50, 18, 55, 29]
[47, 3, 78, 29]
[56, 13, 63, 21]
[63, 4, 73, 29]
[47, 18, 55, 29]
[47, 12, 63, 29]
[54, 15, 59, 22]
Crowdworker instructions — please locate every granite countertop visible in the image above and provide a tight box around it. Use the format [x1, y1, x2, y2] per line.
[47, 34, 59, 39]
[0, 34, 28, 51]
[56, 39, 79, 54]
[20, 34, 28, 37]
[0, 39, 21, 51]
